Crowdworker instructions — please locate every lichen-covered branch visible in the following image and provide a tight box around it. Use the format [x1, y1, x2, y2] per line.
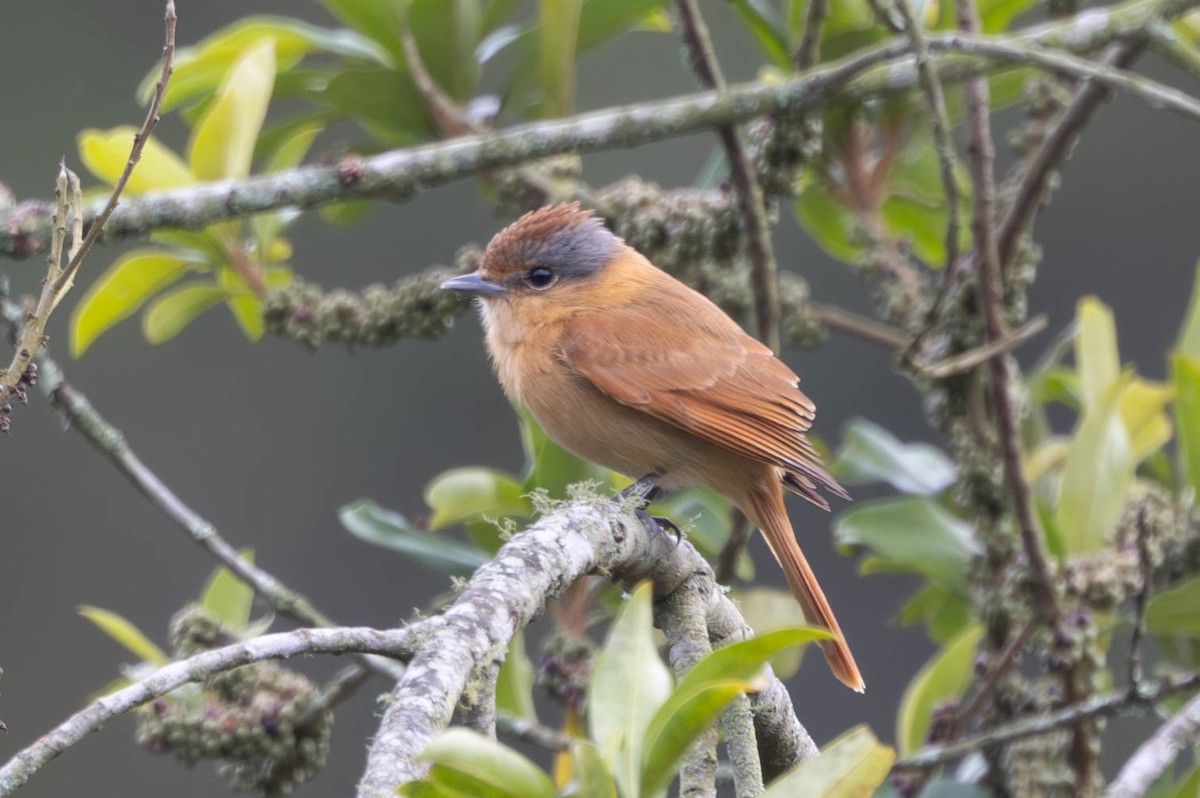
[355, 494, 815, 797]
[0, 0, 1191, 260]
[0, 625, 420, 797]
[1106, 689, 1200, 798]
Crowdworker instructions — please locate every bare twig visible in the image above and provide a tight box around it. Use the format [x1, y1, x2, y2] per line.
[918, 315, 1049, 379]
[794, 0, 828, 70]
[0, 625, 420, 797]
[811, 302, 910, 350]
[956, 0, 1060, 628]
[677, 0, 780, 350]
[0, 0, 175, 408]
[896, 671, 1200, 769]
[1107, 689, 1200, 797]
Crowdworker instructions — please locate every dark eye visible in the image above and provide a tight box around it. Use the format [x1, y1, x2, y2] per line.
[524, 266, 556, 290]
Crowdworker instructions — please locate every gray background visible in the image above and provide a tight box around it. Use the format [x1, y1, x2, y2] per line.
[0, 1, 1196, 795]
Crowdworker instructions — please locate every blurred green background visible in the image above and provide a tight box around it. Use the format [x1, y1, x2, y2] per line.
[1, 1, 1197, 795]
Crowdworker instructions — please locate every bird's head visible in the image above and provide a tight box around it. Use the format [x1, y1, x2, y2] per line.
[440, 202, 622, 306]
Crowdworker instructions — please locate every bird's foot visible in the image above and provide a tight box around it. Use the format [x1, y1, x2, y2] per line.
[635, 509, 683, 549]
[615, 472, 664, 508]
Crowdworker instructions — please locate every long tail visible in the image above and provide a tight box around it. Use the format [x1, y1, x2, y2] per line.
[743, 480, 865, 693]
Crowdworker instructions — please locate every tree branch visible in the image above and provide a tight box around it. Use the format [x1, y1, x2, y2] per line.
[0, 625, 420, 797]
[0, 0, 1192, 259]
[1107, 689, 1200, 797]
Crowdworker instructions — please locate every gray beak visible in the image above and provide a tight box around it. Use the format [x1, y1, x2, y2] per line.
[441, 273, 505, 298]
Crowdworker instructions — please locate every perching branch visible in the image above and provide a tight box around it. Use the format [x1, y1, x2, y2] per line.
[0, 0, 1192, 260]
[1106, 689, 1200, 798]
[0, 625, 420, 797]
[355, 495, 816, 797]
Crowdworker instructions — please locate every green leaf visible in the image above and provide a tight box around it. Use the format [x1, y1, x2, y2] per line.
[77, 127, 194, 193]
[897, 623, 982, 755]
[496, 631, 538, 722]
[1120, 378, 1175, 463]
[139, 17, 390, 111]
[587, 582, 672, 798]
[405, 728, 556, 798]
[831, 418, 955, 495]
[897, 583, 972, 643]
[70, 250, 192, 357]
[978, 0, 1038, 32]
[142, 283, 231, 344]
[762, 725, 895, 797]
[1146, 575, 1200, 637]
[424, 467, 529, 530]
[835, 496, 979, 588]
[1173, 354, 1200, 494]
[483, 0, 525, 33]
[316, 0, 408, 63]
[215, 268, 267, 341]
[730, 588, 811, 677]
[640, 627, 830, 797]
[730, 0, 793, 69]
[338, 499, 489, 575]
[794, 176, 863, 264]
[1075, 296, 1120, 412]
[200, 550, 256, 632]
[188, 37, 277, 181]
[570, 741, 618, 798]
[409, 0, 484, 101]
[320, 68, 434, 145]
[1177, 262, 1200, 358]
[1055, 374, 1135, 554]
[539, 0, 582, 118]
[79, 606, 169, 665]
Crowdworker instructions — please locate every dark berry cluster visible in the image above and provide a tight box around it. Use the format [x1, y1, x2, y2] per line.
[0, 362, 38, 434]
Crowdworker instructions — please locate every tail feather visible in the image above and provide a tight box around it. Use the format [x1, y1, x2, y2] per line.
[744, 480, 864, 693]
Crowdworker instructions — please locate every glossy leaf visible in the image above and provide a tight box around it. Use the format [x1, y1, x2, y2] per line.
[216, 268, 266, 341]
[142, 284, 231, 344]
[897, 583, 972, 643]
[587, 582, 672, 798]
[315, 0, 408, 62]
[1146, 575, 1200, 637]
[140, 17, 390, 111]
[762, 725, 895, 797]
[794, 177, 862, 263]
[200, 550, 256, 632]
[897, 623, 982, 755]
[77, 127, 193, 192]
[539, 0, 582, 118]
[79, 606, 168, 665]
[425, 467, 529, 530]
[1174, 354, 1200, 494]
[1120, 378, 1175, 463]
[831, 417, 956, 495]
[404, 728, 556, 798]
[1055, 375, 1135, 554]
[496, 631, 538, 722]
[188, 37, 277, 181]
[835, 496, 979, 588]
[70, 250, 192, 357]
[321, 68, 434, 145]
[640, 627, 831, 797]
[730, 587, 811, 677]
[339, 499, 488, 575]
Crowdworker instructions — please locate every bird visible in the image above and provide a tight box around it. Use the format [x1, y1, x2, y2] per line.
[441, 202, 862, 692]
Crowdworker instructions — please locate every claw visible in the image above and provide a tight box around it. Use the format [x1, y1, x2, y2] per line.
[615, 472, 663, 508]
[636, 510, 683, 549]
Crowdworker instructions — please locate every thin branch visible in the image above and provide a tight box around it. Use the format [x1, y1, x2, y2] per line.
[794, 0, 828, 70]
[714, 509, 753, 585]
[896, 672, 1200, 769]
[495, 712, 575, 751]
[677, 0, 780, 350]
[811, 302, 910, 350]
[1128, 506, 1154, 688]
[0, 625, 419, 797]
[952, 617, 1038, 739]
[997, 42, 1144, 270]
[918, 314, 1048, 379]
[956, 0, 1061, 629]
[1107, 689, 1200, 798]
[0, 0, 1192, 259]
